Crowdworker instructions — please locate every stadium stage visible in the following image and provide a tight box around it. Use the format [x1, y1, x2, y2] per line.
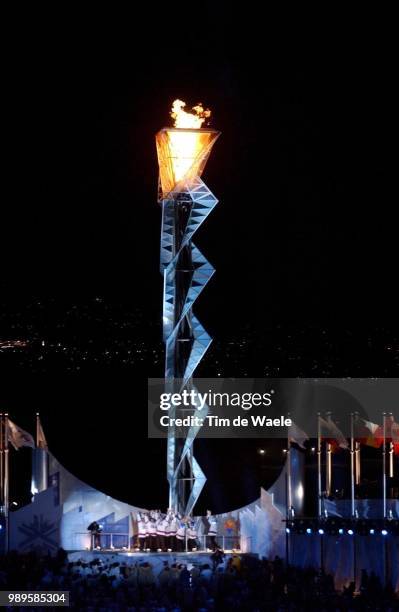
[9, 451, 399, 591]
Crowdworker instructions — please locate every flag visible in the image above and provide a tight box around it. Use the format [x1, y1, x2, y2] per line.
[362, 419, 380, 435]
[356, 417, 399, 453]
[319, 416, 349, 449]
[7, 419, 35, 450]
[357, 418, 383, 448]
[37, 417, 48, 450]
[288, 421, 309, 449]
[387, 415, 399, 443]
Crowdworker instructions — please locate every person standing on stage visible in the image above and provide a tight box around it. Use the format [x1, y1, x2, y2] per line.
[188, 520, 198, 551]
[137, 512, 147, 551]
[157, 513, 168, 552]
[169, 512, 179, 551]
[87, 521, 102, 550]
[206, 510, 218, 551]
[163, 513, 170, 551]
[156, 513, 163, 552]
[164, 511, 172, 551]
[175, 516, 186, 552]
[166, 512, 172, 551]
[148, 517, 157, 551]
[143, 513, 151, 551]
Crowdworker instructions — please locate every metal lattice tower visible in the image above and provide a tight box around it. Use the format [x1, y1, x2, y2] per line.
[156, 127, 220, 515]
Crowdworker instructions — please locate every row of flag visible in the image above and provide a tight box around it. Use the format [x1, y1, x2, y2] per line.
[288, 415, 399, 453]
[5, 415, 398, 454]
[1, 417, 47, 451]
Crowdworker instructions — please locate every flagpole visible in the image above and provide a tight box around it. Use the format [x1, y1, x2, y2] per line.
[317, 413, 322, 517]
[4, 414, 9, 552]
[31, 412, 39, 498]
[350, 412, 355, 517]
[35, 412, 48, 492]
[0, 413, 3, 516]
[389, 442, 394, 478]
[40, 413, 49, 491]
[382, 412, 387, 519]
[287, 444, 292, 517]
[325, 412, 332, 498]
[326, 443, 332, 498]
[355, 441, 361, 484]
[355, 412, 361, 486]
[286, 413, 293, 518]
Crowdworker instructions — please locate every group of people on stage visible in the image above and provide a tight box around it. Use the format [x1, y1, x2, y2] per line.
[88, 510, 218, 553]
[135, 509, 218, 553]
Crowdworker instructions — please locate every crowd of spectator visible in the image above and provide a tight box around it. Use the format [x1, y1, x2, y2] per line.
[0, 548, 398, 610]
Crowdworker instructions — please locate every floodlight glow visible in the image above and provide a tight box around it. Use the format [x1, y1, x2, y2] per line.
[347, 529, 354, 535]
[318, 528, 324, 535]
[306, 528, 312, 534]
[381, 529, 388, 536]
[296, 483, 304, 500]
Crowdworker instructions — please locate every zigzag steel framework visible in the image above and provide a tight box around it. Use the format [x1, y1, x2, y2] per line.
[156, 127, 220, 516]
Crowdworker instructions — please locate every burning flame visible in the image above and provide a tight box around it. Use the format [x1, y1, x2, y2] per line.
[167, 99, 212, 183]
[171, 99, 211, 129]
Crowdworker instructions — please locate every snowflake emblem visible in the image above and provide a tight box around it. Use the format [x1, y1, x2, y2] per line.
[18, 514, 59, 551]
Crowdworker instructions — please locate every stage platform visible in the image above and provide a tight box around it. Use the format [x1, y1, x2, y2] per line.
[68, 550, 248, 573]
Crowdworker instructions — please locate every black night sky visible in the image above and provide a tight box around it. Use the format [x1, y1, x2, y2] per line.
[1, 23, 397, 514]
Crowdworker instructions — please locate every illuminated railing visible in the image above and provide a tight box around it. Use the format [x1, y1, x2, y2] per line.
[74, 532, 130, 550]
[75, 533, 251, 553]
[96, 532, 130, 549]
[188, 535, 251, 553]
